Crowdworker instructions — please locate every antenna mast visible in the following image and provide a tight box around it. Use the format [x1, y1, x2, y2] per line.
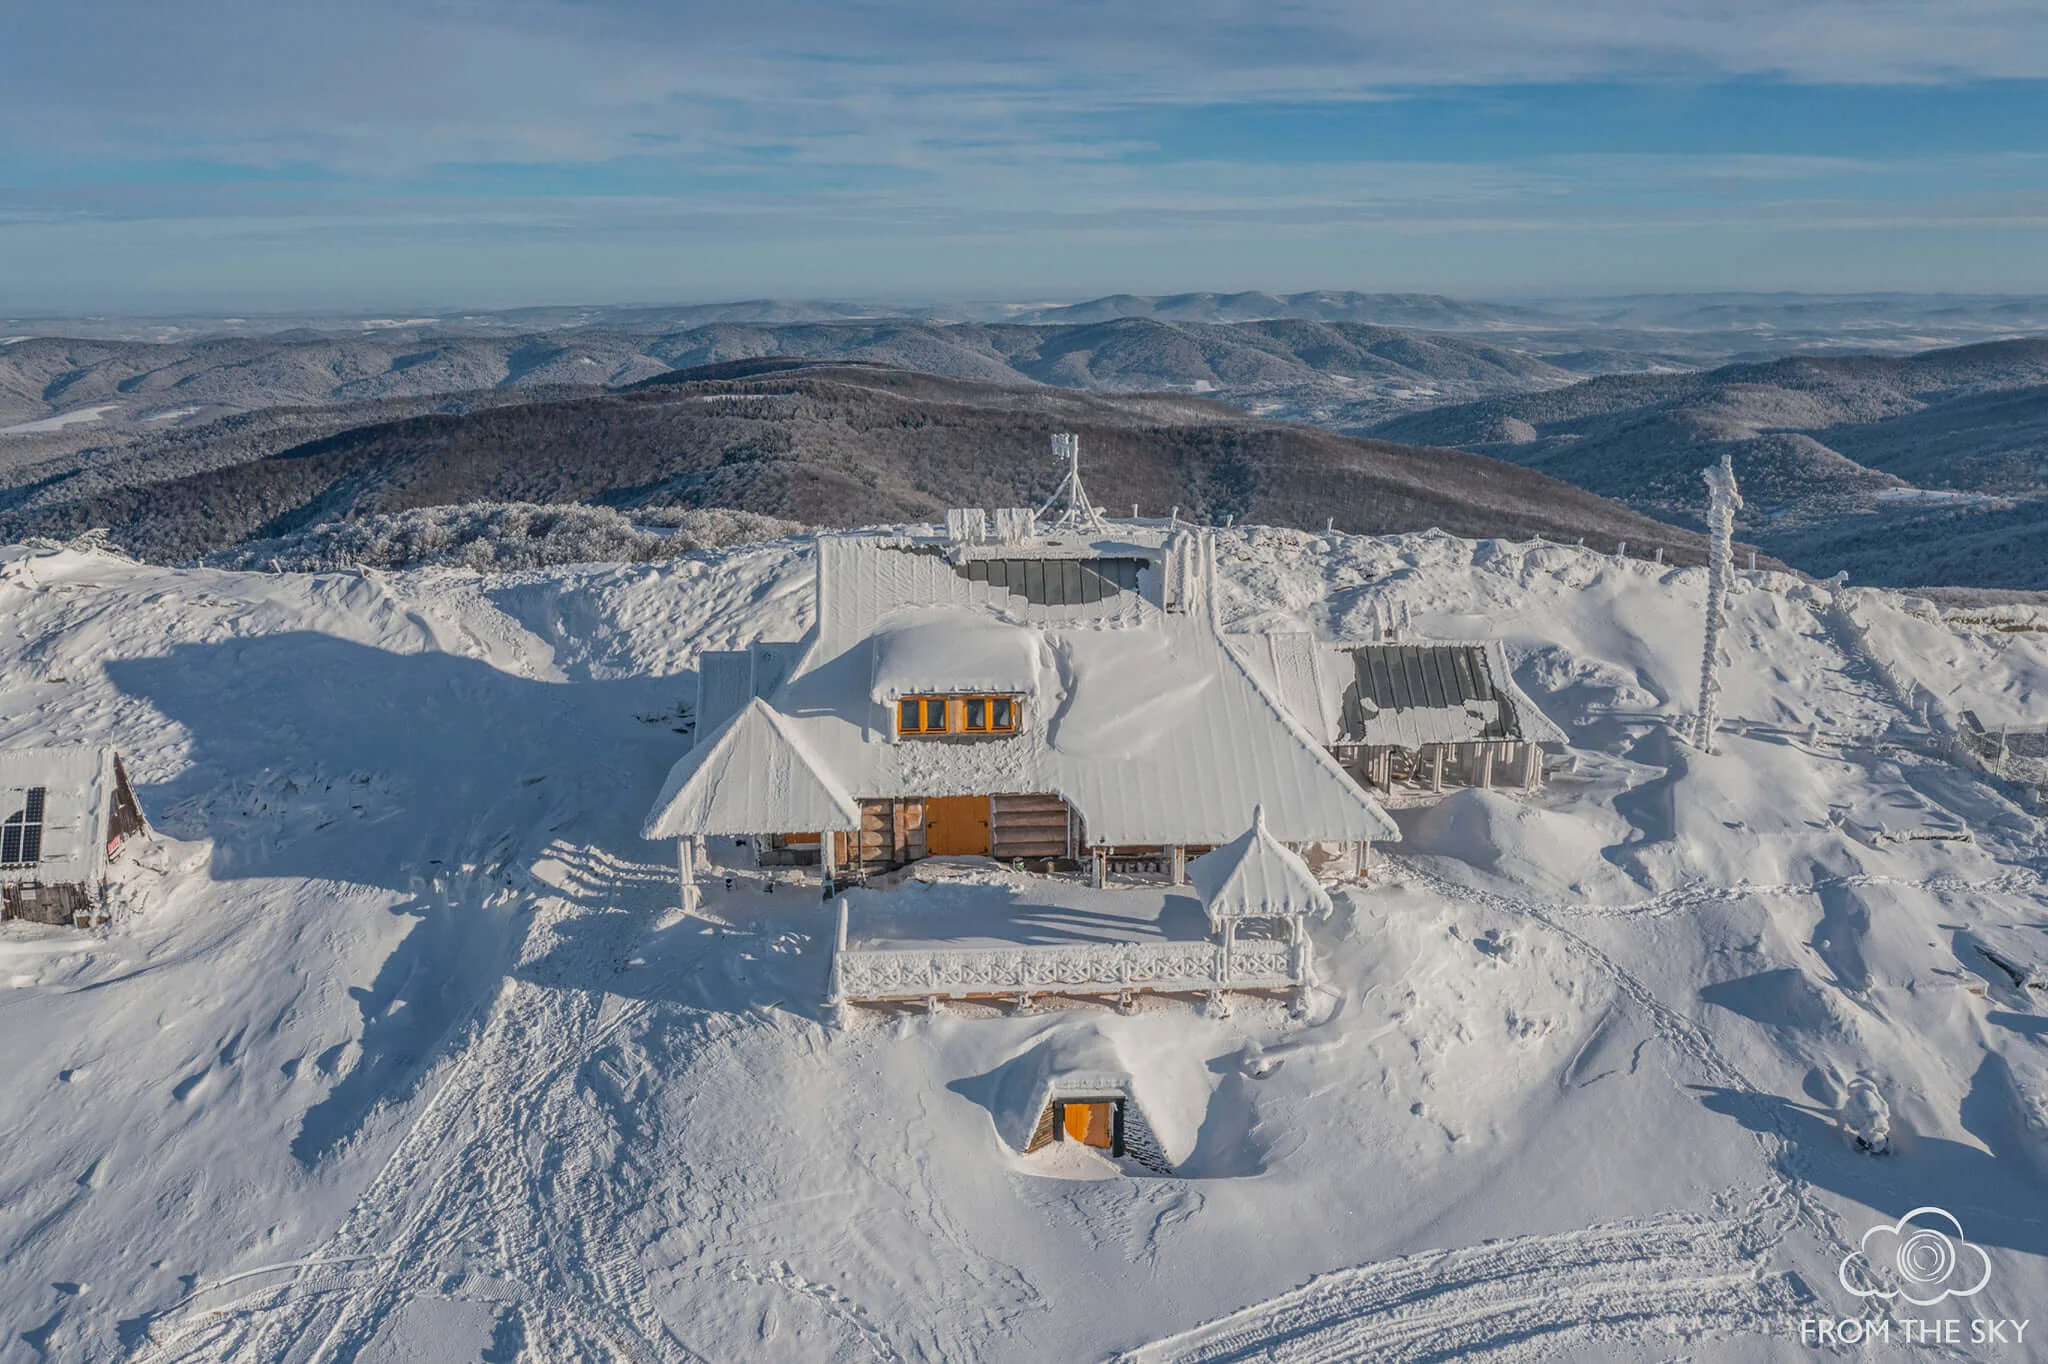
[1037, 433, 1107, 532]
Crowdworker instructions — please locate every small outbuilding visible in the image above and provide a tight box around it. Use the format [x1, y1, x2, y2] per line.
[1238, 633, 1566, 796]
[992, 1028, 1176, 1174]
[0, 746, 148, 926]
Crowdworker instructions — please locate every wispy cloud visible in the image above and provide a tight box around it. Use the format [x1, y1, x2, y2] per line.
[4, 2, 2048, 306]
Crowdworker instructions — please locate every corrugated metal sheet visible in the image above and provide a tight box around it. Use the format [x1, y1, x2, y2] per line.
[695, 652, 753, 748]
[644, 699, 861, 837]
[1338, 644, 1525, 748]
[0, 746, 117, 889]
[1264, 633, 1331, 745]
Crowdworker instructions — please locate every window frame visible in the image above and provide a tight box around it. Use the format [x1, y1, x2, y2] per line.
[897, 695, 950, 735]
[896, 693, 1021, 738]
[958, 693, 1019, 734]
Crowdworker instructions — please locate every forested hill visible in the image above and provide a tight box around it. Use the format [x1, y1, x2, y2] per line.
[2, 361, 1731, 566]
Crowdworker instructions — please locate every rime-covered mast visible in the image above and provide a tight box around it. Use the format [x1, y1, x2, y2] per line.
[1037, 433, 1107, 532]
[1692, 452, 1743, 753]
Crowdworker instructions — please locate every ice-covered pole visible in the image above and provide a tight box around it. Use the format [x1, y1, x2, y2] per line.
[1692, 452, 1743, 753]
[1037, 433, 1107, 532]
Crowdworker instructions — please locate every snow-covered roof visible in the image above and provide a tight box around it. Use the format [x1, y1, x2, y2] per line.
[0, 746, 124, 888]
[646, 530, 1397, 846]
[989, 1028, 1136, 1154]
[643, 698, 861, 837]
[1234, 632, 1339, 744]
[1189, 806, 1333, 928]
[1305, 640, 1568, 749]
[869, 610, 1046, 702]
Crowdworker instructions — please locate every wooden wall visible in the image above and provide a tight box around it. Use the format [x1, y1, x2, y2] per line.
[989, 794, 1073, 862]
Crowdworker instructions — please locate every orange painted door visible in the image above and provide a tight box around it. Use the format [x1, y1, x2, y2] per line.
[1064, 1102, 1115, 1149]
[923, 796, 990, 856]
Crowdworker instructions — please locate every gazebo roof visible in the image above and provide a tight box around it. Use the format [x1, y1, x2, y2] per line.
[1188, 805, 1332, 929]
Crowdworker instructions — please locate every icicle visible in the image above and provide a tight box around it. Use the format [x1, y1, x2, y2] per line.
[1693, 452, 1744, 754]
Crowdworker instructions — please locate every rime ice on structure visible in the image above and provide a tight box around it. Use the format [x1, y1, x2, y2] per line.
[1037, 433, 1107, 533]
[1693, 452, 1742, 754]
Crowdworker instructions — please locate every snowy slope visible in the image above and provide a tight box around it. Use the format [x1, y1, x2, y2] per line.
[1, 528, 2045, 1362]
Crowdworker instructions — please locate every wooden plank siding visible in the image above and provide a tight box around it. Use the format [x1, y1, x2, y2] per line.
[989, 793, 1074, 861]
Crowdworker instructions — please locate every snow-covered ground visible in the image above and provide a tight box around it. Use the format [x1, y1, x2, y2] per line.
[2, 527, 2045, 1361]
[0, 404, 122, 436]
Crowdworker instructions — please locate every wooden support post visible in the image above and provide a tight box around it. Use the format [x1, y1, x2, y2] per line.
[677, 838, 700, 913]
[1478, 745, 1495, 791]
[1170, 845, 1186, 886]
[821, 831, 838, 886]
[1091, 846, 1107, 889]
[1430, 745, 1445, 793]
[1523, 743, 1540, 791]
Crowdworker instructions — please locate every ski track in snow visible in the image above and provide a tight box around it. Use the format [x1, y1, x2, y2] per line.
[133, 854, 699, 1364]
[1132, 851, 2033, 1363]
[1123, 1209, 1798, 1364]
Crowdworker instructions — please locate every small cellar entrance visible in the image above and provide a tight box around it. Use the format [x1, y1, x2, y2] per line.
[1056, 1098, 1124, 1155]
[925, 795, 991, 856]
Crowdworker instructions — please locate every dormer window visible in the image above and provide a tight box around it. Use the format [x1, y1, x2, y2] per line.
[962, 696, 1015, 734]
[897, 694, 1021, 738]
[898, 696, 949, 735]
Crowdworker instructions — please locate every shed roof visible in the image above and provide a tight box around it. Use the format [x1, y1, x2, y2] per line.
[643, 698, 861, 838]
[1189, 806, 1333, 928]
[1329, 641, 1567, 749]
[0, 746, 127, 889]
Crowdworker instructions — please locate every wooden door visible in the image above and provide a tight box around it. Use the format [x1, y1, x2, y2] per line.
[923, 796, 990, 856]
[1063, 1101, 1116, 1149]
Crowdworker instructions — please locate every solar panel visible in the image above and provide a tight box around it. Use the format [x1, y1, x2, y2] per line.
[2, 788, 46, 866]
[951, 556, 1149, 606]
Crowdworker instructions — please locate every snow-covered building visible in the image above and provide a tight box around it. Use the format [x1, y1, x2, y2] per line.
[644, 520, 1397, 896]
[0, 746, 148, 926]
[1237, 635, 1565, 795]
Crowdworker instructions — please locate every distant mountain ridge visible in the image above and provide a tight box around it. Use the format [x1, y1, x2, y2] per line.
[0, 317, 1584, 442]
[1368, 339, 2048, 587]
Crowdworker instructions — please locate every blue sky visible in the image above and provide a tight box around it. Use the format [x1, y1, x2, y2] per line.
[4, 1, 2048, 312]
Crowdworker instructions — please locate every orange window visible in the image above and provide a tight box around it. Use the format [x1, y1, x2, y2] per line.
[898, 696, 948, 735]
[959, 695, 1019, 734]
